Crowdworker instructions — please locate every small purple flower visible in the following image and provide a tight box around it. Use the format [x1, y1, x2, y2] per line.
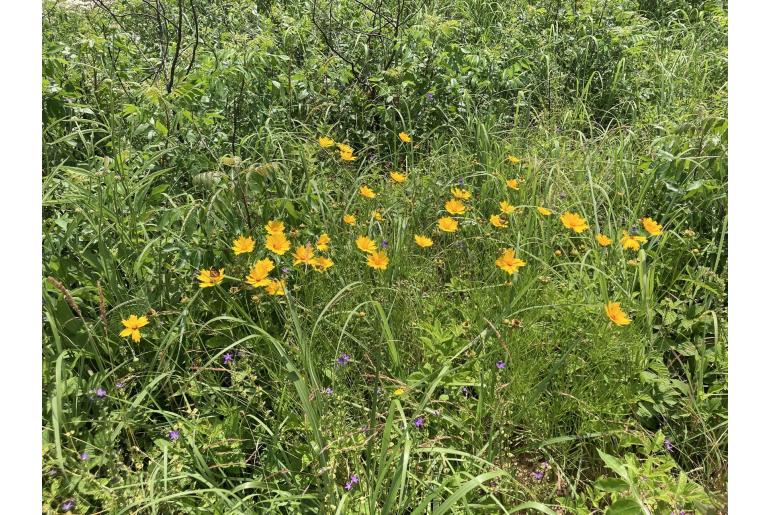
[322, 387, 333, 395]
[532, 470, 544, 480]
[458, 177, 465, 187]
[496, 360, 506, 369]
[426, 92, 434, 101]
[381, 240, 388, 249]
[344, 481, 353, 490]
[223, 352, 233, 365]
[541, 461, 550, 470]
[336, 353, 351, 366]
[461, 386, 469, 396]
[663, 437, 673, 452]
[168, 430, 180, 441]
[61, 499, 76, 512]
[116, 381, 125, 389]
[350, 474, 359, 484]
[80, 452, 89, 461]
[281, 267, 291, 274]
[413, 417, 425, 428]
[95, 387, 107, 398]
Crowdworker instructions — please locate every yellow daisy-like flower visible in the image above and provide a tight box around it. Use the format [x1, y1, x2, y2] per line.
[604, 302, 631, 326]
[316, 233, 331, 252]
[620, 231, 647, 251]
[394, 388, 405, 396]
[451, 187, 471, 200]
[232, 235, 255, 255]
[311, 256, 334, 272]
[265, 220, 285, 235]
[340, 149, 357, 161]
[390, 171, 407, 183]
[490, 214, 508, 228]
[343, 214, 357, 226]
[292, 244, 315, 266]
[506, 178, 520, 190]
[499, 201, 515, 215]
[537, 207, 553, 216]
[445, 199, 466, 215]
[642, 217, 663, 236]
[198, 268, 225, 288]
[356, 235, 377, 254]
[245, 258, 275, 288]
[265, 233, 291, 255]
[119, 314, 149, 343]
[372, 210, 383, 222]
[399, 132, 412, 143]
[265, 279, 286, 296]
[360, 185, 377, 199]
[596, 233, 612, 247]
[414, 235, 433, 248]
[318, 136, 335, 148]
[506, 155, 521, 164]
[438, 216, 459, 232]
[495, 248, 527, 275]
[560, 212, 589, 233]
[337, 143, 353, 154]
[366, 250, 389, 270]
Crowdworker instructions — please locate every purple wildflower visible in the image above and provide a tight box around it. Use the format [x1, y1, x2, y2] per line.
[336, 353, 351, 366]
[168, 430, 180, 441]
[496, 360, 506, 369]
[80, 452, 89, 461]
[381, 239, 388, 249]
[281, 267, 291, 274]
[413, 417, 425, 428]
[458, 177, 465, 187]
[426, 92, 434, 101]
[322, 387, 333, 395]
[663, 437, 673, 452]
[95, 387, 107, 398]
[350, 474, 359, 484]
[116, 381, 125, 389]
[223, 352, 233, 365]
[61, 499, 76, 512]
[532, 470, 544, 481]
[461, 386, 469, 396]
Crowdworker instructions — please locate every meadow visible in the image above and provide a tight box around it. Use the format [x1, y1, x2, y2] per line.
[42, 0, 727, 513]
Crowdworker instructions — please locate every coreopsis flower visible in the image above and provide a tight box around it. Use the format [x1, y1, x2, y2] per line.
[232, 235, 255, 255]
[245, 258, 275, 287]
[372, 210, 383, 221]
[318, 136, 335, 148]
[311, 256, 334, 272]
[537, 207, 552, 216]
[265, 279, 285, 296]
[438, 216, 458, 232]
[642, 217, 663, 236]
[339, 149, 357, 161]
[451, 187, 471, 200]
[445, 199, 466, 215]
[596, 233, 613, 247]
[265, 233, 291, 255]
[316, 233, 331, 251]
[399, 132, 412, 142]
[414, 235, 433, 248]
[394, 388, 405, 396]
[367, 250, 389, 270]
[292, 244, 315, 266]
[265, 220, 285, 235]
[506, 178, 520, 190]
[506, 155, 521, 164]
[560, 212, 589, 233]
[343, 214, 357, 225]
[337, 143, 353, 154]
[604, 302, 631, 326]
[620, 231, 647, 251]
[119, 314, 149, 342]
[359, 185, 376, 199]
[490, 214, 508, 228]
[390, 171, 406, 183]
[356, 235, 377, 254]
[495, 248, 527, 274]
[198, 268, 225, 288]
[499, 200, 515, 215]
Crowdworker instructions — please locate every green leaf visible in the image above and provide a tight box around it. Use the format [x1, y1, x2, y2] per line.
[605, 498, 644, 515]
[595, 477, 629, 492]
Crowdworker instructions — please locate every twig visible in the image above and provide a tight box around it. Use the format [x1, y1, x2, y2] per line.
[166, 0, 184, 93]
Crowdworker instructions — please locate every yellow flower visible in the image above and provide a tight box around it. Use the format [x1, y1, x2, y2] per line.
[366, 250, 389, 270]
[604, 302, 631, 326]
[451, 187, 471, 200]
[620, 231, 647, 251]
[414, 235, 433, 248]
[339, 149, 357, 161]
[495, 248, 527, 275]
[537, 207, 552, 216]
[232, 235, 255, 255]
[311, 256, 334, 272]
[337, 143, 353, 154]
[318, 136, 335, 148]
[265, 220, 285, 235]
[359, 185, 377, 199]
[642, 217, 663, 236]
[490, 214, 508, 228]
[499, 201, 515, 215]
[198, 268, 225, 288]
[394, 388, 405, 396]
[438, 216, 458, 232]
[343, 214, 357, 226]
[293, 244, 315, 266]
[356, 235, 377, 254]
[316, 233, 331, 252]
[596, 233, 612, 247]
[265, 233, 291, 255]
[390, 171, 407, 183]
[119, 314, 149, 343]
[399, 132, 412, 143]
[445, 199, 466, 215]
[245, 258, 275, 287]
[560, 212, 589, 233]
[372, 210, 383, 222]
[265, 279, 286, 296]
[506, 155, 521, 164]
[506, 178, 519, 190]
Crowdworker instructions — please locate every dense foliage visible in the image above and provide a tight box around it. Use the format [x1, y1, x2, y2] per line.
[42, 0, 727, 513]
